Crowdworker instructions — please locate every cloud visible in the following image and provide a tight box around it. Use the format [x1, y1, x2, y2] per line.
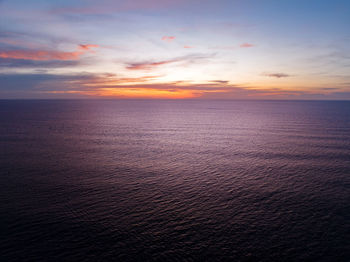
[210, 80, 229, 84]
[240, 43, 254, 48]
[1, 72, 349, 100]
[184, 45, 194, 49]
[263, 72, 291, 78]
[161, 36, 175, 42]
[0, 50, 76, 60]
[0, 72, 232, 99]
[126, 59, 179, 70]
[0, 72, 190, 98]
[0, 57, 82, 68]
[125, 53, 214, 70]
[0, 44, 98, 61]
[78, 44, 99, 51]
[0, 72, 159, 91]
[0, 29, 81, 54]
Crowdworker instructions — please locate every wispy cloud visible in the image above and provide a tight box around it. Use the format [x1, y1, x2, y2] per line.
[184, 45, 193, 49]
[78, 44, 99, 51]
[240, 43, 254, 48]
[125, 53, 214, 70]
[210, 80, 229, 84]
[161, 36, 175, 42]
[1, 72, 349, 100]
[0, 44, 98, 61]
[126, 59, 179, 70]
[0, 58, 82, 68]
[262, 72, 291, 78]
[0, 29, 80, 52]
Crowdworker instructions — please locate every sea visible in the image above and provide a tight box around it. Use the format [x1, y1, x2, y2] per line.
[0, 100, 349, 261]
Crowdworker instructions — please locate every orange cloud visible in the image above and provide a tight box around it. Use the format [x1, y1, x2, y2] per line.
[78, 44, 99, 51]
[240, 43, 254, 48]
[0, 44, 98, 61]
[184, 45, 193, 49]
[161, 36, 175, 42]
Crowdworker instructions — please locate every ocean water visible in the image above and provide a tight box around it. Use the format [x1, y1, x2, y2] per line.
[0, 100, 349, 261]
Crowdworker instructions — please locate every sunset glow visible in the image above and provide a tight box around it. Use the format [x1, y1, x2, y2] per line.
[1, 1, 350, 260]
[0, 0, 349, 99]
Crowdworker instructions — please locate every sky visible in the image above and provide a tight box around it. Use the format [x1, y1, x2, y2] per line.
[0, 0, 350, 99]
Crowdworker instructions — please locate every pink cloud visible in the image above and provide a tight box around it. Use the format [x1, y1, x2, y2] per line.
[184, 45, 194, 49]
[78, 44, 99, 51]
[161, 36, 175, 42]
[0, 44, 98, 61]
[240, 43, 254, 48]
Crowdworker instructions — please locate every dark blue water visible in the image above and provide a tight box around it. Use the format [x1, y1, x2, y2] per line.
[0, 100, 349, 261]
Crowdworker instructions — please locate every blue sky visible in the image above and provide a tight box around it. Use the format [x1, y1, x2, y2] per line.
[1, 0, 349, 99]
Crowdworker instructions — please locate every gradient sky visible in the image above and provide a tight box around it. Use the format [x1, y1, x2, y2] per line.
[1, 0, 350, 99]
